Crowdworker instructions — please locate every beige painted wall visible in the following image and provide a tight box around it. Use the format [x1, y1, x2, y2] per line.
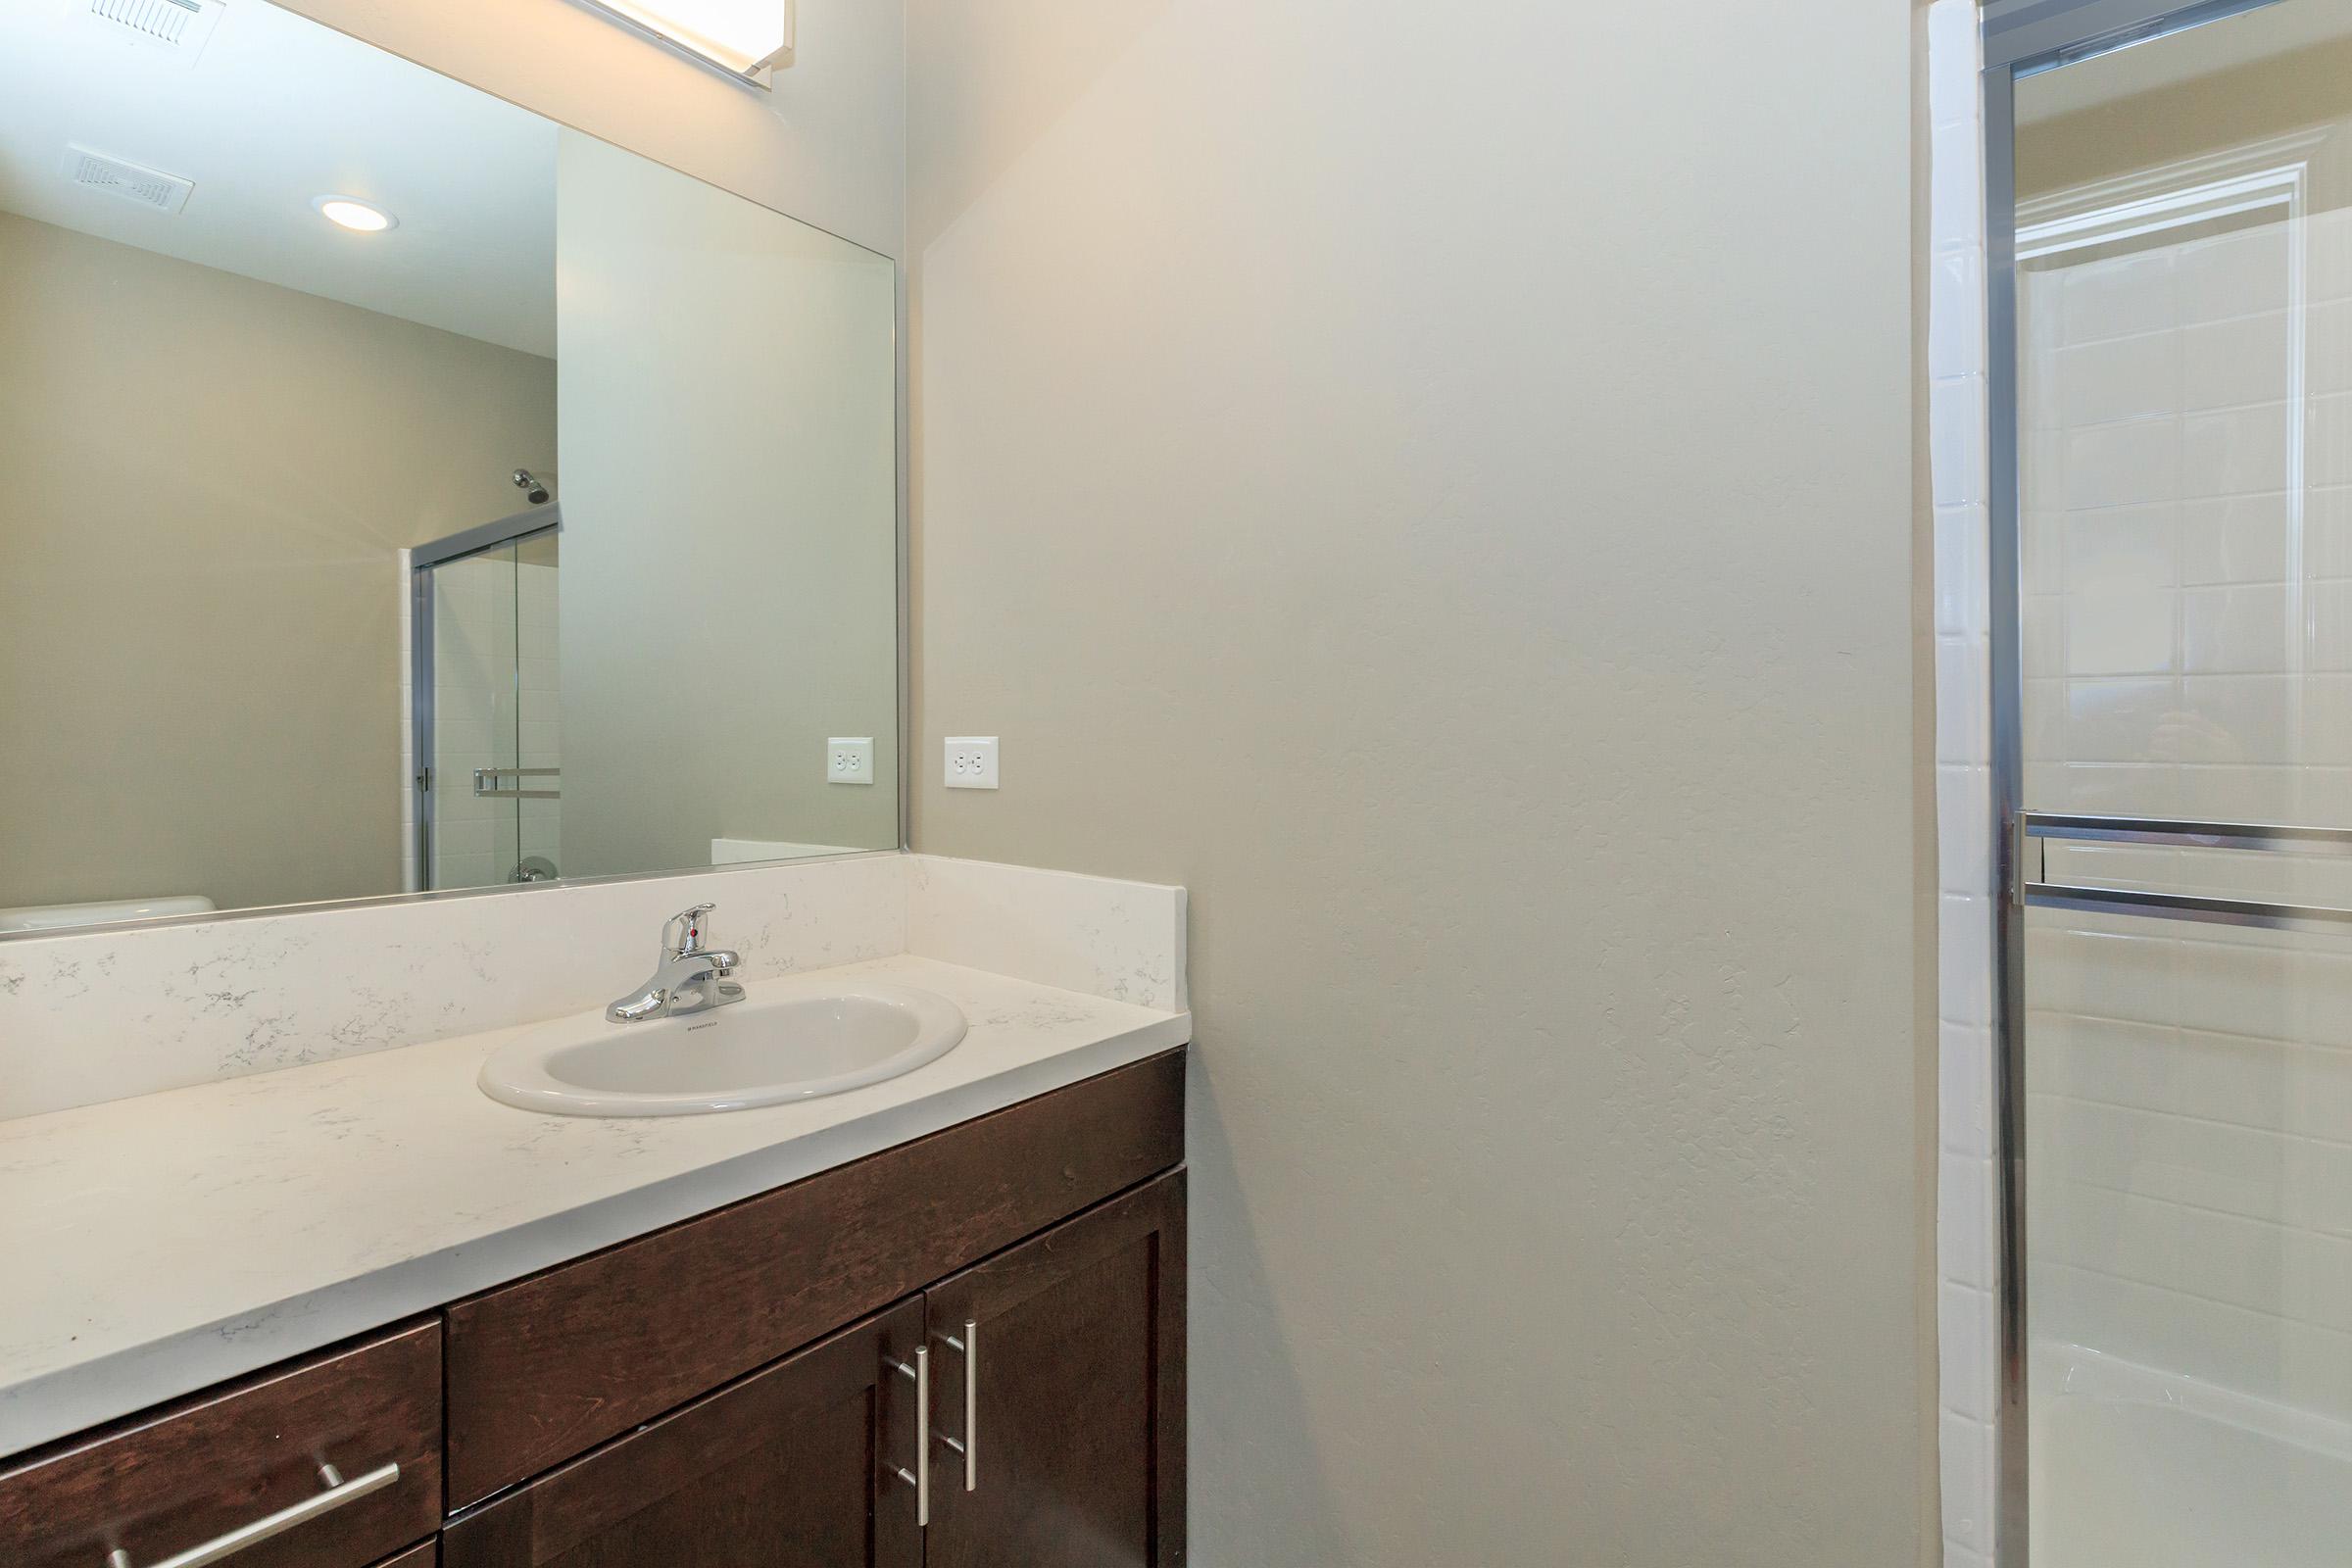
[274, 0, 906, 260]
[907, 1, 1923, 1561]
[556, 133, 899, 878]
[0, 210, 555, 912]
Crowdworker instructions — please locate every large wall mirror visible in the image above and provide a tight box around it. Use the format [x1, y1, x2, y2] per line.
[0, 0, 901, 935]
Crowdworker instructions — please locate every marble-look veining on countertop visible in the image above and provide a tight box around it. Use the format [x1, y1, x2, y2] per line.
[0, 855, 911, 1121]
[0, 955, 1190, 1459]
[911, 855, 1187, 1011]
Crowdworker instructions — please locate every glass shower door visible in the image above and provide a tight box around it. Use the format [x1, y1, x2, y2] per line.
[422, 541, 521, 891]
[2009, 3, 2352, 1563]
[413, 525, 560, 890]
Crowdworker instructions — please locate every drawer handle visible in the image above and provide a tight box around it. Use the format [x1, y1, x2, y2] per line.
[886, 1348, 929, 1527]
[104, 1461, 400, 1568]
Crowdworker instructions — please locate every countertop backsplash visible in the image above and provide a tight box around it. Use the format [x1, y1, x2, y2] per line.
[0, 853, 1185, 1122]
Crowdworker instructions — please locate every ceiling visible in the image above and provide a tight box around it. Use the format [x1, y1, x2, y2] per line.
[0, 0, 558, 357]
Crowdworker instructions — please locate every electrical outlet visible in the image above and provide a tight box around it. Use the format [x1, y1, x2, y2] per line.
[827, 737, 874, 785]
[945, 736, 1000, 790]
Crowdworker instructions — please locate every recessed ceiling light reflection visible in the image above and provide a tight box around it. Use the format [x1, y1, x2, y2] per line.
[312, 196, 395, 233]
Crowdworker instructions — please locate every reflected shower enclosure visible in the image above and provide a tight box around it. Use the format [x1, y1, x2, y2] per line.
[410, 515, 562, 892]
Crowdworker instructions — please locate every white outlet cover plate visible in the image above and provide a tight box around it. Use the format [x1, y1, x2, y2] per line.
[827, 737, 874, 785]
[945, 736, 1000, 790]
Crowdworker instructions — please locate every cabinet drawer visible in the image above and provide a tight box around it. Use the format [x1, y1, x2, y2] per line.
[443, 1300, 925, 1568]
[0, 1320, 442, 1568]
[446, 1050, 1186, 1504]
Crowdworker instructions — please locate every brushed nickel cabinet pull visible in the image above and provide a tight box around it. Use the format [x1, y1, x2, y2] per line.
[940, 1319, 978, 1492]
[886, 1348, 930, 1526]
[103, 1460, 398, 1568]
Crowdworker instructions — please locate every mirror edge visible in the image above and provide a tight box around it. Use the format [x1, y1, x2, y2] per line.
[0, 847, 912, 946]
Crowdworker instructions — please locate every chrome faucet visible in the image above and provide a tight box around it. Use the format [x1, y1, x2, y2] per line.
[607, 903, 745, 1023]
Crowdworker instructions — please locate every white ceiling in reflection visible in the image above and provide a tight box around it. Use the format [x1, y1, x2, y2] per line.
[0, 1, 558, 356]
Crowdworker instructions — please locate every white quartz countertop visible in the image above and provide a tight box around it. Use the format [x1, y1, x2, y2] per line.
[0, 955, 1190, 1460]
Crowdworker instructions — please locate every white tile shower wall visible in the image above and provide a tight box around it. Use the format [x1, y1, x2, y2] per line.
[2019, 133, 2352, 1426]
[1928, 3, 2001, 1564]
[0, 853, 1189, 1121]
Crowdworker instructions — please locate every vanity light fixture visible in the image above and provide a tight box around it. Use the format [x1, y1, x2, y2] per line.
[572, 0, 796, 88]
[313, 195, 396, 233]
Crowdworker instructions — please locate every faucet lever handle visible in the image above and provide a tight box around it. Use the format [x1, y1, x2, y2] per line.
[664, 903, 717, 957]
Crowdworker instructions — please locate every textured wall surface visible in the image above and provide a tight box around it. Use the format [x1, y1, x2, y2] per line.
[907, 0, 1924, 1560]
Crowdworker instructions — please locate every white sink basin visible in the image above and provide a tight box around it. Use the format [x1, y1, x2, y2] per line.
[479, 978, 968, 1116]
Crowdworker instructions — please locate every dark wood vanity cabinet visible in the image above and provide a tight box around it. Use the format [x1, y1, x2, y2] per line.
[0, 1052, 1187, 1568]
[925, 1170, 1187, 1568]
[444, 1170, 1187, 1568]
[442, 1049, 1186, 1507]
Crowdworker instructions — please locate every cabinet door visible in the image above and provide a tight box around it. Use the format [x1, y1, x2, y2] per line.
[923, 1171, 1186, 1568]
[442, 1299, 924, 1568]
